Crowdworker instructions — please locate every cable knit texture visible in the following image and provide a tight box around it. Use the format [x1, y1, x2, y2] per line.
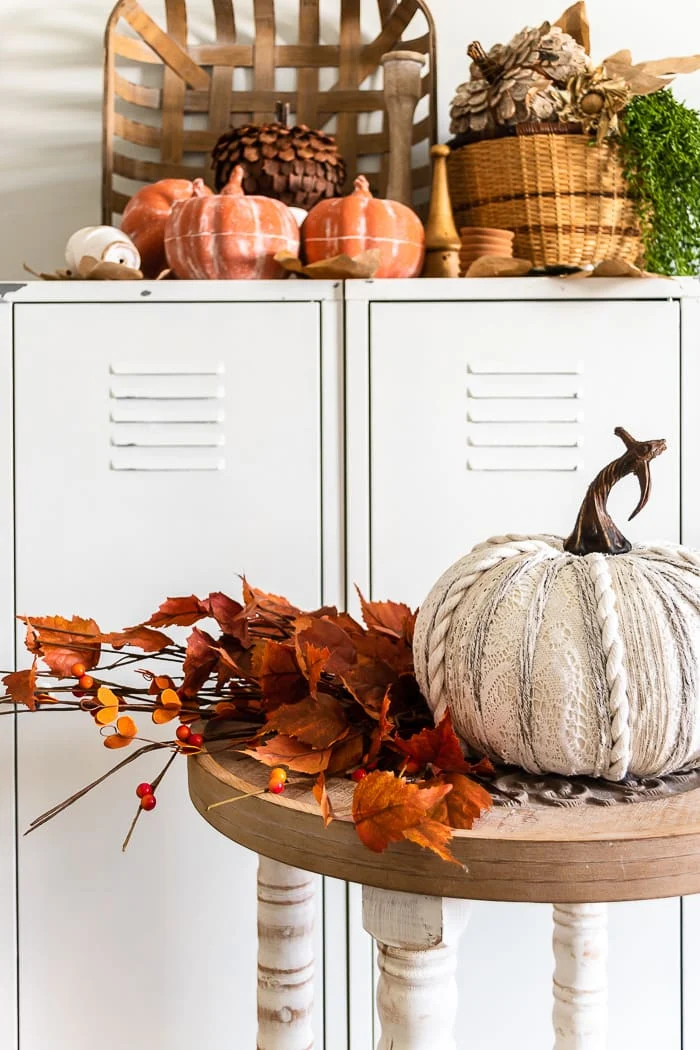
[413, 536, 700, 780]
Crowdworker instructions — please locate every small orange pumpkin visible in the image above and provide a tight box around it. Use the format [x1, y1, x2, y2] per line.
[121, 179, 207, 278]
[164, 168, 299, 280]
[302, 175, 425, 278]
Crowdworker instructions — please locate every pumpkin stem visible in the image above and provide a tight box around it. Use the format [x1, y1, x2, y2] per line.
[564, 427, 667, 556]
[192, 178, 211, 198]
[353, 175, 373, 197]
[221, 166, 245, 196]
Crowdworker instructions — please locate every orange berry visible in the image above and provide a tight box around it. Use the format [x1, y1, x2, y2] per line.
[71, 662, 86, 678]
[176, 725, 191, 743]
[140, 793, 157, 811]
[269, 767, 288, 784]
[78, 675, 94, 690]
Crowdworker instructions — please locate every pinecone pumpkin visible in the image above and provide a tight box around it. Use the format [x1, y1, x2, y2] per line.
[211, 104, 346, 210]
[450, 22, 592, 137]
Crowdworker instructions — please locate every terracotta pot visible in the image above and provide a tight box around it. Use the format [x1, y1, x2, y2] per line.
[460, 226, 515, 239]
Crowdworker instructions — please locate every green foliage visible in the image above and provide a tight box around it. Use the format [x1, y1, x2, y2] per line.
[618, 90, 700, 275]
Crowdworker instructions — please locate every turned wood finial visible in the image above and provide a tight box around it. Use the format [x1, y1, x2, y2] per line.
[422, 145, 460, 278]
[381, 50, 427, 206]
[564, 427, 667, 556]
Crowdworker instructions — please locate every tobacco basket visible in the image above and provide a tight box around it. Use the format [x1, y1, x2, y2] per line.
[103, 0, 437, 222]
[447, 128, 642, 268]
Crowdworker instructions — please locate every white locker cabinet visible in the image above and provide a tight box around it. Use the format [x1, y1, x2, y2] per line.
[346, 278, 687, 1050]
[7, 283, 343, 1050]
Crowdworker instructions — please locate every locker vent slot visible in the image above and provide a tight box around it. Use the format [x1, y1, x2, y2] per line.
[109, 363, 225, 472]
[466, 362, 584, 472]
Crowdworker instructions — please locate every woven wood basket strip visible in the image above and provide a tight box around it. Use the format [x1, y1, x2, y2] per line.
[103, 0, 437, 221]
[448, 135, 641, 268]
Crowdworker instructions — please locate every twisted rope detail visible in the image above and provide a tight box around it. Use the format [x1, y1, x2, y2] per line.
[425, 539, 554, 720]
[587, 553, 631, 781]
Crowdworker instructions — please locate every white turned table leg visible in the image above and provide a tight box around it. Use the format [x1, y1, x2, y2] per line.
[257, 856, 315, 1050]
[362, 886, 472, 1050]
[553, 903, 608, 1050]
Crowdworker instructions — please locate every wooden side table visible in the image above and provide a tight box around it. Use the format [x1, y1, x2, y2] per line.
[189, 747, 700, 1050]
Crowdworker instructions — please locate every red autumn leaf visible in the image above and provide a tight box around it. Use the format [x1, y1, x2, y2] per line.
[295, 641, 330, 698]
[245, 735, 332, 774]
[146, 595, 208, 628]
[203, 592, 250, 646]
[265, 693, 348, 749]
[313, 772, 334, 828]
[366, 689, 394, 765]
[356, 588, 417, 642]
[395, 711, 472, 774]
[99, 626, 173, 652]
[21, 615, 101, 677]
[352, 770, 453, 856]
[294, 615, 357, 676]
[181, 628, 218, 697]
[3, 663, 38, 710]
[341, 654, 398, 718]
[354, 630, 414, 677]
[241, 580, 300, 619]
[430, 773, 493, 830]
[255, 640, 308, 708]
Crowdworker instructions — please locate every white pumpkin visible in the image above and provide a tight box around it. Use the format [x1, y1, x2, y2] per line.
[414, 428, 700, 781]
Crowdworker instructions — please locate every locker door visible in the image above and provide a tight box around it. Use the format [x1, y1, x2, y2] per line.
[356, 297, 682, 1050]
[13, 300, 326, 1050]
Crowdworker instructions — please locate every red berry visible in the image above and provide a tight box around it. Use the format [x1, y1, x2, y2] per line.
[176, 725, 191, 743]
[78, 675, 94, 690]
[136, 782, 153, 799]
[351, 768, 368, 782]
[140, 793, 157, 811]
[188, 733, 203, 749]
[268, 781, 285, 795]
[71, 662, 86, 678]
[72, 689, 85, 699]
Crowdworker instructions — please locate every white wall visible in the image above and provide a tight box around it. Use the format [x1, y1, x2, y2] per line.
[1, 0, 700, 279]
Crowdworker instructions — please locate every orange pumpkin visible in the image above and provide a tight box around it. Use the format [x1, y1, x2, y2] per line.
[121, 179, 207, 278]
[302, 175, 425, 278]
[164, 168, 299, 280]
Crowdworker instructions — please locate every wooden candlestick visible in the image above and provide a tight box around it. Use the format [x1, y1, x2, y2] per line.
[380, 50, 427, 206]
[422, 144, 461, 277]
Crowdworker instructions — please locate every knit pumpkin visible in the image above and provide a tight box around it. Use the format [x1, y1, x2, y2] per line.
[121, 179, 208, 278]
[164, 167, 299, 280]
[302, 176, 425, 279]
[414, 428, 700, 782]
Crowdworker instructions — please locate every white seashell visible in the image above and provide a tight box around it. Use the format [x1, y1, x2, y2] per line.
[65, 226, 141, 272]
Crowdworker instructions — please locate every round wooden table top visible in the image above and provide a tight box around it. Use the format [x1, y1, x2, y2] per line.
[189, 745, 700, 904]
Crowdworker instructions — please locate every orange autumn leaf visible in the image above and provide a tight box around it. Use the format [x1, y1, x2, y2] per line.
[294, 615, 357, 676]
[431, 773, 493, 830]
[265, 693, 348, 749]
[327, 733, 364, 775]
[152, 687, 182, 725]
[146, 595, 208, 628]
[356, 589, 417, 642]
[95, 685, 120, 725]
[395, 711, 473, 774]
[341, 653, 398, 718]
[104, 715, 137, 749]
[403, 820, 461, 865]
[295, 640, 330, 698]
[352, 770, 453, 856]
[255, 640, 307, 708]
[245, 735, 332, 774]
[241, 580, 300, 618]
[366, 689, 394, 766]
[99, 626, 173, 652]
[2, 663, 38, 710]
[21, 615, 101, 677]
[313, 772, 334, 828]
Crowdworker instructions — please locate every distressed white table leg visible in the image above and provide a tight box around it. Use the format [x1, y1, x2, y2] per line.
[553, 903, 608, 1050]
[257, 855, 315, 1050]
[363, 886, 472, 1050]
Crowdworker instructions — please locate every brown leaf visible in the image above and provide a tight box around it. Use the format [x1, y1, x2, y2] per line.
[294, 615, 357, 675]
[356, 588, 417, 642]
[203, 592, 249, 645]
[430, 773, 493, 830]
[245, 735, 332, 774]
[146, 596, 207, 628]
[181, 628, 218, 697]
[341, 654, 398, 718]
[296, 641, 330, 698]
[327, 733, 365, 775]
[395, 712, 472, 774]
[241, 580, 300, 619]
[636, 56, 700, 77]
[265, 693, 348, 749]
[256, 640, 308, 708]
[21, 615, 101, 677]
[99, 626, 173, 652]
[554, 2, 590, 53]
[352, 770, 452, 855]
[313, 772, 334, 828]
[3, 664, 38, 710]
